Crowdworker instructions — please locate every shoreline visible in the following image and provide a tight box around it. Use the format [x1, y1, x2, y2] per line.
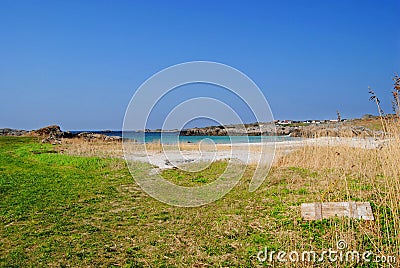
[124, 136, 389, 170]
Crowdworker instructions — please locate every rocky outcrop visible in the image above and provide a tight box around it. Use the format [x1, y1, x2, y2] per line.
[0, 128, 29, 136]
[181, 126, 227, 136]
[0, 125, 122, 144]
[76, 132, 122, 142]
[29, 125, 74, 139]
[27, 125, 74, 144]
[275, 126, 298, 136]
[180, 122, 383, 138]
[180, 123, 276, 136]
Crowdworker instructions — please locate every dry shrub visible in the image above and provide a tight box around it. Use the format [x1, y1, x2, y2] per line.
[58, 138, 124, 158]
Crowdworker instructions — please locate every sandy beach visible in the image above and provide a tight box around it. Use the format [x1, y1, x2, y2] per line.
[124, 136, 389, 170]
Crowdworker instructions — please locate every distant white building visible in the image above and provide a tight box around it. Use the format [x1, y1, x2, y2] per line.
[276, 120, 292, 125]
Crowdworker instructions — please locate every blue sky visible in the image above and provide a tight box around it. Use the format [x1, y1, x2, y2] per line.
[0, 0, 399, 130]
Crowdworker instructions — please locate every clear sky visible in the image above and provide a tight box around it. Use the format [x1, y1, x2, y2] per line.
[1, 0, 399, 130]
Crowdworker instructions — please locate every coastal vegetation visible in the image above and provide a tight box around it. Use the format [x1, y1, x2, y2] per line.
[1, 78, 399, 267]
[1, 120, 399, 266]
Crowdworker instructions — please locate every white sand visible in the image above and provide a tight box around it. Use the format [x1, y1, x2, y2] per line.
[124, 137, 389, 170]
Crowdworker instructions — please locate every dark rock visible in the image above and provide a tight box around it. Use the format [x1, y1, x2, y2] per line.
[62, 131, 75, 138]
[0, 128, 28, 136]
[30, 125, 64, 138]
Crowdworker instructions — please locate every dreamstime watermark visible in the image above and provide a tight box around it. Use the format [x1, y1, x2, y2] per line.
[122, 61, 276, 207]
[257, 240, 397, 264]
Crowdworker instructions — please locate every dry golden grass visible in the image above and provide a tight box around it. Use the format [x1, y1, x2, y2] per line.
[347, 115, 397, 131]
[275, 120, 400, 260]
[58, 138, 124, 158]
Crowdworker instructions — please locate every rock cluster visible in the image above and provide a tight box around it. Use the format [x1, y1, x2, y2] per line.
[0, 128, 28, 136]
[0, 125, 122, 144]
[180, 123, 383, 138]
[76, 132, 122, 142]
[181, 126, 228, 136]
[27, 125, 74, 144]
[180, 123, 276, 136]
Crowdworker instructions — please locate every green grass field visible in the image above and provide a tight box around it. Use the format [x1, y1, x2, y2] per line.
[0, 137, 397, 267]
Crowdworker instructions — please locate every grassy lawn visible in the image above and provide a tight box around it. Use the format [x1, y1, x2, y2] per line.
[0, 137, 398, 267]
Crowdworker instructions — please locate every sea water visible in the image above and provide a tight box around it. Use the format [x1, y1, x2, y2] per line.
[77, 131, 300, 144]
